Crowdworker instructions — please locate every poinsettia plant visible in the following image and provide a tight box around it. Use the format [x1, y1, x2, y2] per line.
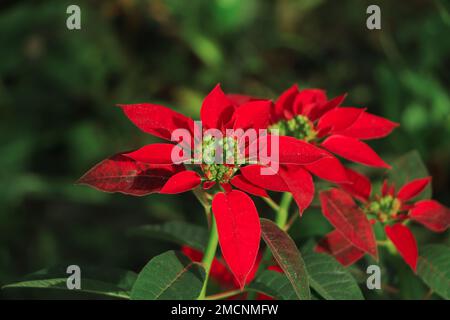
[4, 84, 450, 300]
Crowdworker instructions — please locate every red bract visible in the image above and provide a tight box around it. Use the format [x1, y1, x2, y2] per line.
[239, 85, 397, 214]
[316, 171, 450, 271]
[78, 84, 329, 288]
[181, 245, 280, 299]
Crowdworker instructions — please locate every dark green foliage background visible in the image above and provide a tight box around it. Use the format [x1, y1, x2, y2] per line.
[0, 0, 449, 299]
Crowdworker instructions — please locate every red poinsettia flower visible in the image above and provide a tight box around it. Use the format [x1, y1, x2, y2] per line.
[238, 84, 398, 214]
[316, 168, 450, 271]
[78, 84, 328, 288]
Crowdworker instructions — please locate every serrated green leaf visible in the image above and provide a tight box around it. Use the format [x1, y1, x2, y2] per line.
[130, 250, 205, 300]
[260, 219, 311, 300]
[2, 266, 137, 299]
[3, 278, 131, 299]
[302, 248, 364, 300]
[416, 244, 450, 299]
[128, 221, 208, 251]
[247, 270, 297, 300]
[388, 151, 431, 200]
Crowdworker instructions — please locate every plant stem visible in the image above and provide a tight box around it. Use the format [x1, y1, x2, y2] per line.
[262, 197, 280, 212]
[276, 193, 293, 228]
[198, 215, 219, 300]
[205, 289, 243, 300]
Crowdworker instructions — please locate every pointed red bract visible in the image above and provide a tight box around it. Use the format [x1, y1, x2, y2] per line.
[308, 93, 346, 120]
[339, 168, 372, 202]
[274, 84, 298, 120]
[233, 100, 272, 130]
[77, 154, 183, 196]
[322, 135, 390, 168]
[201, 84, 235, 130]
[124, 143, 188, 164]
[212, 190, 261, 289]
[278, 165, 314, 214]
[259, 135, 329, 165]
[304, 154, 348, 183]
[385, 224, 418, 271]
[160, 171, 201, 194]
[397, 177, 431, 202]
[240, 164, 289, 192]
[294, 89, 327, 120]
[315, 230, 365, 266]
[320, 189, 378, 258]
[227, 94, 260, 106]
[317, 107, 365, 133]
[336, 112, 399, 140]
[119, 103, 194, 142]
[231, 174, 269, 198]
[409, 200, 450, 232]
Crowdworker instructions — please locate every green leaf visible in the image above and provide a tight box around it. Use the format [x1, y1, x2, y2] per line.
[302, 247, 364, 300]
[128, 221, 208, 251]
[260, 218, 311, 300]
[130, 250, 205, 300]
[388, 151, 431, 200]
[416, 244, 450, 299]
[247, 270, 297, 300]
[2, 266, 137, 299]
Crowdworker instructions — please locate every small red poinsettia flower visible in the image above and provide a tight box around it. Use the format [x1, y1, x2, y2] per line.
[238, 84, 398, 214]
[316, 168, 450, 271]
[78, 84, 328, 288]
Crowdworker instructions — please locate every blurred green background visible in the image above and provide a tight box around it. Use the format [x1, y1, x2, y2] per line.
[0, 0, 449, 299]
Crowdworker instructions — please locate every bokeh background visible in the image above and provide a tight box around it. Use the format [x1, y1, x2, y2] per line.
[1, 0, 449, 299]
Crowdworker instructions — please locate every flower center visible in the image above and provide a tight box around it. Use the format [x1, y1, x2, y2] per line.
[367, 195, 401, 220]
[269, 115, 317, 142]
[198, 135, 240, 183]
[201, 164, 238, 183]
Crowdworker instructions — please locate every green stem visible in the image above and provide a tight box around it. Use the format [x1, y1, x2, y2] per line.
[262, 197, 280, 212]
[205, 289, 243, 300]
[198, 215, 219, 300]
[276, 193, 293, 228]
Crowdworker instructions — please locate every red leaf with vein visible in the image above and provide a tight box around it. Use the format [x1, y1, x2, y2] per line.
[279, 165, 314, 214]
[322, 135, 390, 168]
[409, 200, 450, 232]
[339, 168, 372, 202]
[260, 219, 311, 300]
[304, 153, 348, 183]
[385, 224, 418, 271]
[231, 174, 269, 198]
[119, 104, 194, 141]
[336, 112, 399, 140]
[160, 171, 201, 194]
[124, 143, 189, 164]
[212, 190, 261, 289]
[320, 189, 378, 258]
[240, 164, 289, 192]
[315, 230, 365, 266]
[201, 84, 235, 130]
[77, 154, 183, 196]
[397, 177, 431, 202]
[259, 135, 329, 165]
